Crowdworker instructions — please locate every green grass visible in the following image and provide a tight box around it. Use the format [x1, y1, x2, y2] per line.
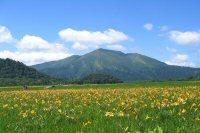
[1, 80, 200, 91]
[0, 81, 200, 132]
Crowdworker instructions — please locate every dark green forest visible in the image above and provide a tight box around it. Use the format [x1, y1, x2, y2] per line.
[72, 73, 123, 84]
[0, 58, 61, 86]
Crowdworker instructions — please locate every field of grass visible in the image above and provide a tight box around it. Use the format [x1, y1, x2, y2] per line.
[0, 81, 200, 132]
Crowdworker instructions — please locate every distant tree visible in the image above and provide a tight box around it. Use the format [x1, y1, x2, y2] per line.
[73, 73, 123, 84]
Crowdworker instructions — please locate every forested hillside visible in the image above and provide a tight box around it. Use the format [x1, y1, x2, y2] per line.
[0, 58, 61, 86]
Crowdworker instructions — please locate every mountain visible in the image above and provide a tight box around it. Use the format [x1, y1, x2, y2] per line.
[0, 58, 60, 86]
[32, 48, 200, 81]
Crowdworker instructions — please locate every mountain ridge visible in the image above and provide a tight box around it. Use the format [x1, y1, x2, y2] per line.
[32, 48, 200, 81]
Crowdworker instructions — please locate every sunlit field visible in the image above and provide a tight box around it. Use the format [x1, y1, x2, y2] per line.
[0, 81, 200, 132]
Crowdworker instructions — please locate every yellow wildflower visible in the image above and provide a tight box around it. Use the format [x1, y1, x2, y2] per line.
[20, 112, 28, 118]
[181, 109, 186, 113]
[58, 109, 62, 113]
[83, 121, 92, 127]
[105, 112, 114, 117]
[145, 115, 151, 120]
[118, 111, 125, 117]
[31, 110, 36, 115]
[3, 104, 8, 108]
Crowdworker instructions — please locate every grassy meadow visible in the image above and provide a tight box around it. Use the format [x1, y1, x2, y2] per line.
[0, 81, 200, 132]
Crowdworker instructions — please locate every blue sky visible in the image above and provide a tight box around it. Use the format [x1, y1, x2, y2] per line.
[0, 0, 200, 66]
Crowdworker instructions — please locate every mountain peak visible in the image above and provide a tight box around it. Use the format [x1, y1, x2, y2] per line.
[94, 48, 112, 52]
[91, 48, 124, 55]
[96, 48, 105, 51]
[95, 48, 121, 52]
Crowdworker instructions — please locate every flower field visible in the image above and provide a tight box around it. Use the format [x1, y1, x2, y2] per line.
[0, 83, 200, 132]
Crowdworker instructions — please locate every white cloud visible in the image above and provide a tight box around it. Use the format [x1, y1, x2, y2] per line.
[0, 50, 69, 66]
[72, 42, 88, 51]
[169, 30, 200, 45]
[165, 54, 196, 67]
[0, 26, 130, 65]
[59, 28, 129, 44]
[18, 35, 52, 51]
[59, 28, 130, 51]
[0, 35, 70, 65]
[0, 25, 13, 43]
[166, 46, 177, 53]
[173, 54, 188, 62]
[106, 44, 126, 51]
[143, 23, 153, 31]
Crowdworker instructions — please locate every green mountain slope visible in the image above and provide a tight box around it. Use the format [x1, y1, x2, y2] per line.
[32, 48, 200, 81]
[0, 58, 60, 86]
